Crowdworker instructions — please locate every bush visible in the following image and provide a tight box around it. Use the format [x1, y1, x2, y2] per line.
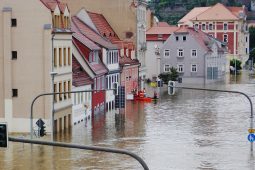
[158, 67, 179, 84]
[230, 59, 242, 74]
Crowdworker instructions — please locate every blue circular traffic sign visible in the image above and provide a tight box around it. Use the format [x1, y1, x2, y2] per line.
[248, 134, 255, 142]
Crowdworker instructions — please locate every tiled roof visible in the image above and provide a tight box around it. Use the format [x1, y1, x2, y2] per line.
[87, 11, 121, 43]
[178, 7, 210, 24]
[73, 39, 108, 76]
[119, 56, 140, 67]
[40, 0, 67, 13]
[173, 27, 226, 52]
[72, 56, 93, 87]
[90, 62, 109, 75]
[86, 11, 135, 52]
[146, 26, 179, 35]
[157, 22, 170, 27]
[193, 3, 238, 21]
[179, 3, 243, 23]
[71, 20, 101, 50]
[227, 7, 245, 18]
[72, 16, 118, 50]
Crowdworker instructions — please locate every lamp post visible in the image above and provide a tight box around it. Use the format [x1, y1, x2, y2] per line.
[50, 71, 57, 141]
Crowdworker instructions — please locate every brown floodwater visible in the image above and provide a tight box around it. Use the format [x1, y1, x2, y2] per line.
[1, 71, 255, 170]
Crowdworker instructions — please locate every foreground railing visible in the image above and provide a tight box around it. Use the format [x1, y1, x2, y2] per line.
[9, 137, 149, 170]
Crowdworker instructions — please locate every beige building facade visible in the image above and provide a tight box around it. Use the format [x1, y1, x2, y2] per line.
[0, 0, 72, 133]
[60, 0, 151, 89]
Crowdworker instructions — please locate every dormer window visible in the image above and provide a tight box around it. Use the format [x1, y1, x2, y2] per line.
[158, 34, 163, 40]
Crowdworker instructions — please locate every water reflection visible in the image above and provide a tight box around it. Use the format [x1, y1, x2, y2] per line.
[2, 71, 255, 169]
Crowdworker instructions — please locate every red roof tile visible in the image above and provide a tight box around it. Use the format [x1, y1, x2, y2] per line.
[119, 56, 140, 67]
[72, 21, 101, 50]
[146, 26, 179, 35]
[157, 22, 170, 27]
[73, 39, 108, 76]
[41, 0, 68, 13]
[87, 11, 121, 43]
[72, 56, 93, 87]
[72, 16, 118, 50]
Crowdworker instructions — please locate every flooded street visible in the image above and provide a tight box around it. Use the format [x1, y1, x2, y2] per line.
[2, 71, 255, 170]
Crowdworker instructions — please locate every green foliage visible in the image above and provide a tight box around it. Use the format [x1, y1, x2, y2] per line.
[230, 59, 242, 74]
[149, 0, 224, 25]
[158, 67, 179, 83]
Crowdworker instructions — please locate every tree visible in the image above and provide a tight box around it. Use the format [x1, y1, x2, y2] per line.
[249, 26, 255, 63]
[158, 67, 179, 84]
[230, 59, 242, 74]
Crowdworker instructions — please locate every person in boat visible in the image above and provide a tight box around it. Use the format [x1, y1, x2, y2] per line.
[143, 88, 146, 97]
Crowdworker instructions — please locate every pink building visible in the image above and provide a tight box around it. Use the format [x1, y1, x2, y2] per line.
[178, 3, 249, 66]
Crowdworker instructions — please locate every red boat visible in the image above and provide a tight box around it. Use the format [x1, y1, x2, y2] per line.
[133, 91, 158, 102]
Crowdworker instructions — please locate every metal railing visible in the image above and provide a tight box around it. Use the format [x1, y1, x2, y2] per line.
[169, 85, 254, 151]
[9, 137, 149, 170]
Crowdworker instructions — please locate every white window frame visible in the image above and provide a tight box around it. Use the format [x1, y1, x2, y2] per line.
[223, 34, 228, 43]
[191, 49, 197, 58]
[164, 49, 170, 57]
[164, 64, 170, 72]
[202, 23, 206, 30]
[209, 23, 213, 30]
[223, 23, 228, 30]
[191, 64, 197, 72]
[177, 49, 184, 57]
[177, 64, 184, 73]
[194, 24, 199, 29]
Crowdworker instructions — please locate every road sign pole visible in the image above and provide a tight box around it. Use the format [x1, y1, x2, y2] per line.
[168, 85, 254, 151]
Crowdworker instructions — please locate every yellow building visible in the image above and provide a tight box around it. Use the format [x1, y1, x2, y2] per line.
[0, 0, 72, 133]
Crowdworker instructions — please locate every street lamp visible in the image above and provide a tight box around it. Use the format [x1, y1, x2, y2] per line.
[50, 71, 57, 141]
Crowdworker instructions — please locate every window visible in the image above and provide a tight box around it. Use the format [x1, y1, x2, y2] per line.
[223, 34, 228, 43]
[246, 48, 248, 54]
[59, 48, 62, 66]
[191, 64, 197, 72]
[158, 34, 163, 40]
[195, 24, 199, 29]
[246, 36, 248, 43]
[54, 83, 57, 102]
[183, 36, 186, 41]
[59, 82, 62, 101]
[176, 36, 179, 41]
[11, 19, 17, 27]
[223, 23, 228, 30]
[202, 24, 206, 30]
[164, 50, 170, 57]
[209, 23, 213, 30]
[64, 48, 66, 66]
[178, 49, 183, 57]
[12, 51, 17, 60]
[63, 81, 67, 99]
[164, 64, 170, 72]
[12, 89, 18, 97]
[177, 64, 184, 73]
[54, 48, 57, 67]
[68, 80, 71, 98]
[191, 49, 197, 57]
[68, 47, 71, 65]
